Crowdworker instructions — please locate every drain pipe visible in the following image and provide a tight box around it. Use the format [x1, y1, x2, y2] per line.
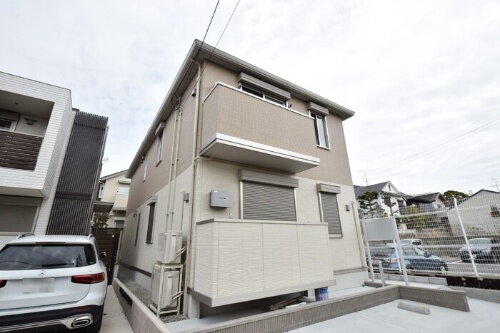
[183, 60, 202, 317]
[165, 103, 183, 232]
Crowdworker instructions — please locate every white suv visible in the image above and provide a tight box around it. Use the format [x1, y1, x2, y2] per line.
[0, 234, 107, 332]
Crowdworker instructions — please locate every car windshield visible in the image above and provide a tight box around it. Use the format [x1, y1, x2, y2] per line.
[413, 247, 426, 256]
[469, 238, 491, 245]
[0, 244, 96, 270]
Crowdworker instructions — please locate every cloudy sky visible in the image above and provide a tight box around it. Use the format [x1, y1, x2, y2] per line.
[1, 0, 499, 195]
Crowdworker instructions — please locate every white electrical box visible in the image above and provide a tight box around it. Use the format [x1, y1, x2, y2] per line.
[210, 190, 232, 208]
[156, 232, 182, 264]
[151, 265, 180, 308]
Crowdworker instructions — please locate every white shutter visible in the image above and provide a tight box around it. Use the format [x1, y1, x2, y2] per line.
[242, 182, 296, 221]
[321, 192, 342, 236]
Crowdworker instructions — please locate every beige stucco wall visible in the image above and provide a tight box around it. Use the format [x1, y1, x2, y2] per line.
[120, 166, 193, 274]
[191, 159, 364, 276]
[200, 63, 353, 185]
[101, 172, 128, 203]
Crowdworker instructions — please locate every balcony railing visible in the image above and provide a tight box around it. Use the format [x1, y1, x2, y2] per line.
[200, 83, 320, 173]
[0, 130, 43, 170]
[192, 218, 335, 307]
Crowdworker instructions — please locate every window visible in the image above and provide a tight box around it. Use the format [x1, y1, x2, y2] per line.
[156, 131, 163, 164]
[242, 182, 296, 221]
[241, 84, 286, 106]
[0, 244, 96, 270]
[118, 185, 129, 194]
[146, 203, 156, 244]
[134, 213, 141, 246]
[320, 192, 342, 236]
[491, 205, 500, 218]
[312, 113, 329, 148]
[0, 118, 15, 131]
[143, 157, 148, 182]
[97, 183, 104, 200]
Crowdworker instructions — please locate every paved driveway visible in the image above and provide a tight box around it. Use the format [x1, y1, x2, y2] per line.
[101, 285, 133, 333]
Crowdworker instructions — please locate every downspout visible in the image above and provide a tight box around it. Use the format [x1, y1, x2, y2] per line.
[165, 101, 183, 232]
[183, 60, 202, 316]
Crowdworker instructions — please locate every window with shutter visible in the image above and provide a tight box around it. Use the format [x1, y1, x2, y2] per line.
[320, 192, 342, 236]
[242, 182, 296, 221]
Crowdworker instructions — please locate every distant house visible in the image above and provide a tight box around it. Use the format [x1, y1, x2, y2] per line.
[0, 72, 108, 249]
[406, 192, 446, 209]
[447, 190, 500, 236]
[354, 181, 406, 218]
[93, 170, 130, 228]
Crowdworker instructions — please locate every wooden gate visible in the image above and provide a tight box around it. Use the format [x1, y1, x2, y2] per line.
[92, 227, 122, 285]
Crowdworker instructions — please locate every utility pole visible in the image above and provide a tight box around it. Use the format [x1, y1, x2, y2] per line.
[490, 178, 500, 192]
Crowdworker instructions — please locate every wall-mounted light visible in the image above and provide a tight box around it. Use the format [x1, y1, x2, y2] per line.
[25, 118, 37, 125]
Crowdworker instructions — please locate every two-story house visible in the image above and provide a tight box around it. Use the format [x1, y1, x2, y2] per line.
[93, 169, 130, 228]
[119, 40, 367, 318]
[0, 72, 107, 248]
[354, 181, 407, 218]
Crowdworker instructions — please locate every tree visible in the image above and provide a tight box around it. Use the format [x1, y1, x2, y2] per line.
[400, 205, 427, 230]
[93, 212, 109, 228]
[357, 191, 386, 218]
[358, 191, 379, 210]
[443, 190, 469, 201]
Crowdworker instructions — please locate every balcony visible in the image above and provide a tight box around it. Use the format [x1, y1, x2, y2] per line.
[0, 130, 43, 170]
[112, 193, 128, 211]
[192, 219, 335, 307]
[200, 83, 320, 173]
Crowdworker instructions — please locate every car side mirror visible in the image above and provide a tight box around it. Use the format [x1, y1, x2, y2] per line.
[99, 251, 107, 260]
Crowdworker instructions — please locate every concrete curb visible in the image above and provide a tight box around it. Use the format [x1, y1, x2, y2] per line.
[113, 278, 172, 333]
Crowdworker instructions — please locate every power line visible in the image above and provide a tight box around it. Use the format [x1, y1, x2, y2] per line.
[170, 0, 221, 107]
[175, 0, 241, 111]
[365, 117, 500, 175]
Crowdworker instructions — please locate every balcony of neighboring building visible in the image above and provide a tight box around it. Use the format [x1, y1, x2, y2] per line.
[191, 218, 335, 307]
[0, 90, 52, 172]
[200, 83, 320, 173]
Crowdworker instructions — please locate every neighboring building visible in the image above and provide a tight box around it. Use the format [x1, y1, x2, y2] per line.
[93, 169, 130, 228]
[447, 190, 500, 236]
[406, 192, 446, 209]
[119, 40, 367, 318]
[0, 72, 107, 249]
[354, 181, 406, 217]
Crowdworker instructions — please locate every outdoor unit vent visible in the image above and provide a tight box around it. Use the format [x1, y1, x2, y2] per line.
[151, 265, 180, 308]
[156, 232, 183, 264]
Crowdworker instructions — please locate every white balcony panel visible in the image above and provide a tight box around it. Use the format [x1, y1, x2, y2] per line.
[200, 133, 320, 173]
[192, 219, 335, 307]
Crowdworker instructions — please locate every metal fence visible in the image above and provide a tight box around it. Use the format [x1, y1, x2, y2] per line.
[360, 192, 500, 279]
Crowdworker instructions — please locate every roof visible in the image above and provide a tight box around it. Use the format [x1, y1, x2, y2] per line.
[127, 40, 355, 178]
[8, 235, 94, 245]
[354, 181, 390, 197]
[100, 169, 128, 181]
[407, 192, 442, 203]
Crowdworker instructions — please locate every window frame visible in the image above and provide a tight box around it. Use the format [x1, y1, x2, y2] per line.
[318, 191, 343, 238]
[240, 84, 287, 107]
[134, 213, 141, 247]
[310, 112, 330, 149]
[145, 202, 156, 245]
[0, 117, 16, 131]
[155, 131, 163, 165]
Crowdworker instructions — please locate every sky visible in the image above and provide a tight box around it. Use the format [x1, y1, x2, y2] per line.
[1, 0, 499, 195]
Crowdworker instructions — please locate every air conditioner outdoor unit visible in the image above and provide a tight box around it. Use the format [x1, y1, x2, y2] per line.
[151, 264, 181, 309]
[156, 231, 183, 264]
